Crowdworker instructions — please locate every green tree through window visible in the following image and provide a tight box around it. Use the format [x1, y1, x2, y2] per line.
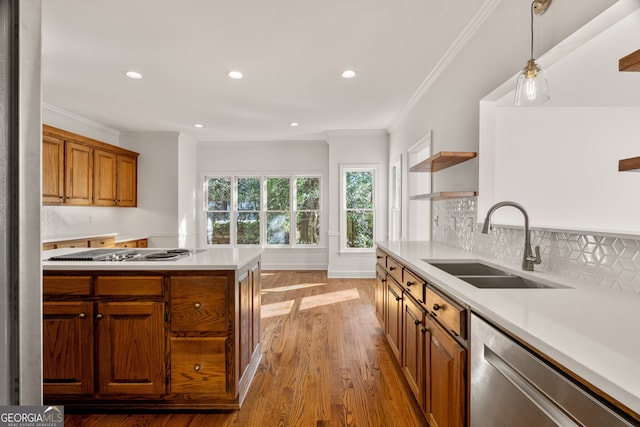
[344, 169, 374, 249]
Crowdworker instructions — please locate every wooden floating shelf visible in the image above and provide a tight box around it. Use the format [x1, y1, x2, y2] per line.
[619, 49, 640, 72]
[619, 156, 640, 172]
[409, 151, 477, 173]
[409, 191, 477, 201]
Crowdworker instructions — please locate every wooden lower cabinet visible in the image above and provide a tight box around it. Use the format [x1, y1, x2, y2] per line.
[43, 301, 94, 395]
[425, 316, 466, 427]
[43, 258, 262, 409]
[402, 295, 427, 409]
[376, 248, 467, 426]
[384, 277, 403, 362]
[97, 301, 166, 395]
[375, 265, 386, 325]
[170, 337, 228, 396]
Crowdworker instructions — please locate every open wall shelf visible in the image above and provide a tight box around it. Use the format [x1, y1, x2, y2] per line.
[409, 151, 477, 173]
[619, 156, 640, 172]
[409, 191, 477, 201]
[619, 49, 640, 72]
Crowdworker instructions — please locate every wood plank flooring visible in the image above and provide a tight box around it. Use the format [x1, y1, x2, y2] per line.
[64, 271, 427, 427]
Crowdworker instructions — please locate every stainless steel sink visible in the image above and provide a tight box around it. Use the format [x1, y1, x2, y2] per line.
[424, 260, 570, 289]
[425, 261, 508, 276]
[458, 276, 561, 289]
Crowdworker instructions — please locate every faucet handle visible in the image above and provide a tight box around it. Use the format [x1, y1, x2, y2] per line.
[528, 246, 542, 264]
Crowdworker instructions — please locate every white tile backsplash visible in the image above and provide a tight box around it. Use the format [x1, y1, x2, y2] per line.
[432, 197, 640, 294]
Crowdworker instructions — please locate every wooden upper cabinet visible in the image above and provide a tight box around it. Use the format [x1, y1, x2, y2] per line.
[93, 149, 117, 206]
[65, 141, 93, 205]
[42, 134, 65, 204]
[116, 154, 137, 207]
[42, 125, 139, 207]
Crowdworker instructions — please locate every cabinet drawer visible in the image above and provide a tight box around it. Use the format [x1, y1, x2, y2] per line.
[425, 288, 466, 339]
[376, 249, 386, 268]
[403, 269, 425, 304]
[88, 236, 115, 248]
[170, 337, 228, 396]
[386, 256, 404, 286]
[44, 276, 92, 296]
[170, 276, 228, 333]
[95, 276, 164, 296]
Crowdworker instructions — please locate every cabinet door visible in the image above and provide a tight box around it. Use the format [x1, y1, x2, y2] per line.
[65, 141, 93, 205]
[96, 301, 166, 395]
[384, 277, 403, 362]
[375, 266, 386, 326]
[250, 263, 261, 355]
[425, 317, 466, 427]
[116, 155, 137, 207]
[43, 301, 94, 395]
[93, 149, 117, 206]
[238, 272, 252, 379]
[402, 295, 426, 409]
[42, 134, 65, 204]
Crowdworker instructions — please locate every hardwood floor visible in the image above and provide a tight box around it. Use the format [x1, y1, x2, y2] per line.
[64, 271, 427, 427]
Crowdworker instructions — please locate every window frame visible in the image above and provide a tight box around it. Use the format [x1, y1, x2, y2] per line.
[203, 174, 322, 248]
[340, 164, 377, 253]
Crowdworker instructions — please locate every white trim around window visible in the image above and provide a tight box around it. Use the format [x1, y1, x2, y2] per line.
[339, 164, 377, 253]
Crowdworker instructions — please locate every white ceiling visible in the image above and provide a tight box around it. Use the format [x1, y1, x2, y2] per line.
[41, 0, 486, 143]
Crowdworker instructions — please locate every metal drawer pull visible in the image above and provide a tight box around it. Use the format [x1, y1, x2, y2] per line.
[414, 319, 421, 326]
[432, 303, 441, 311]
[406, 281, 414, 286]
[78, 313, 86, 318]
[194, 302, 201, 309]
[96, 313, 103, 319]
[194, 364, 201, 372]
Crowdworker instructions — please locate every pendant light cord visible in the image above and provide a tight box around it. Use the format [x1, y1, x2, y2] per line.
[529, 1, 535, 60]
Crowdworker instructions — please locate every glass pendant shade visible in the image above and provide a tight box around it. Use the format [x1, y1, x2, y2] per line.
[514, 59, 550, 106]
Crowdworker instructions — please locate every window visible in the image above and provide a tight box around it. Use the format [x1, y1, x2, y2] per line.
[295, 177, 320, 245]
[266, 177, 290, 245]
[205, 175, 321, 247]
[206, 177, 231, 245]
[237, 177, 261, 245]
[341, 166, 375, 251]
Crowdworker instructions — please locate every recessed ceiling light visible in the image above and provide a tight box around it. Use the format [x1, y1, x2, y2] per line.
[341, 70, 356, 79]
[125, 71, 143, 80]
[194, 123, 204, 128]
[289, 122, 299, 127]
[227, 71, 243, 79]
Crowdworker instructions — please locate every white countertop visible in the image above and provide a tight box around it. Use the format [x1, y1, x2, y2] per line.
[376, 240, 640, 418]
[42, 247, 263, 270]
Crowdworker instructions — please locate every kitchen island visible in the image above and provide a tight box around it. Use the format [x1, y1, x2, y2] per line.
[42, 247, 262, 410]
[376, 240, 640, 424]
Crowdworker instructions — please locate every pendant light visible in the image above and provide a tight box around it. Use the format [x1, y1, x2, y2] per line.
[514, 0, 552, 107]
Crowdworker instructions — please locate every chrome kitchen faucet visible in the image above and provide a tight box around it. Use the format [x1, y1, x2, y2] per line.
[481, 201, 541, 271]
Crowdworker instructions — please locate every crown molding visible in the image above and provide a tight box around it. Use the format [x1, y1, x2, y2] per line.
[389, 0, 503, 132]
[42, 103, 120, 136]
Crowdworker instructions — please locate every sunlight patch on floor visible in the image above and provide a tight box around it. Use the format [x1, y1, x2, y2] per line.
[299, 288, 360, 311]
[261, 300, 295, 318]
[261, 282, 328, 293]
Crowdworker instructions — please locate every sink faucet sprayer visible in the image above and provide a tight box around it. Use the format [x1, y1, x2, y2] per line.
[481, 201, 541, 271]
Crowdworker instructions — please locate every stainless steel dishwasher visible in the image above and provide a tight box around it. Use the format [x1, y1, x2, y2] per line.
[470, 313, 638, 426]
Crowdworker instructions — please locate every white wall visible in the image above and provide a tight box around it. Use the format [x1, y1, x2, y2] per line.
[485, 106, 640, 233]
[119, 132, 180, 247]
[178, 133, 199, 247]
[389, 0, 618, 239]
[197, 140, 330, 270]
[326, 130, 388, 278]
